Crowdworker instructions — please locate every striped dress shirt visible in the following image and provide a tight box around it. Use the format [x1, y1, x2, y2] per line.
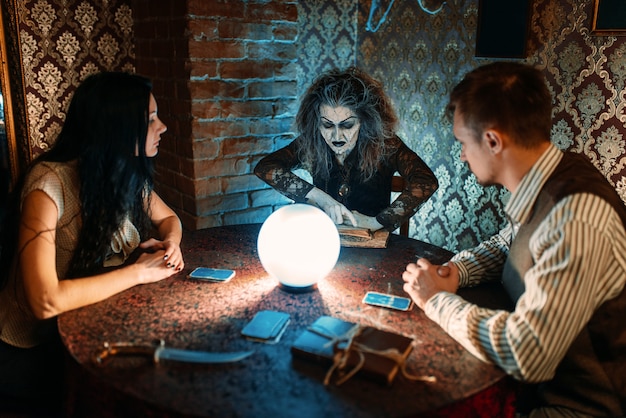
[424, 144, 626, 382]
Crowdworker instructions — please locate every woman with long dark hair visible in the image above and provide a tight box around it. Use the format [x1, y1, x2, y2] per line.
[254, 67, 438, 231]
[0, 72, 184, 412]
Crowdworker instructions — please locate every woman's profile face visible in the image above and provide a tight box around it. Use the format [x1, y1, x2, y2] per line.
[144, 94, 167, 157]
[319, 104, 360, 158]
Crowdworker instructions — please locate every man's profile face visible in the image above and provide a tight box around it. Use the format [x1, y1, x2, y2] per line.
[453, 109, 495, 187]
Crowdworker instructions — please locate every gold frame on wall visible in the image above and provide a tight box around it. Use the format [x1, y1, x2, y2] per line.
[592, 0, 626, 35]
[0, 0, 29, 188]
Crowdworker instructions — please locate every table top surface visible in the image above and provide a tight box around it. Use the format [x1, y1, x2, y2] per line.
[58, 223, 509, 418]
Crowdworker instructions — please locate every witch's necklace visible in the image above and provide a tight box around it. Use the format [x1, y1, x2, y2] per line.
[338, 163, 351, 199]
[338, 183, 349, 198]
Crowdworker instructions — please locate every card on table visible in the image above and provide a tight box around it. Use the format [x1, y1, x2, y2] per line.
[362, 291, 413, 311]
[241, 310, 290, 344]
[187, 267, 236, 283]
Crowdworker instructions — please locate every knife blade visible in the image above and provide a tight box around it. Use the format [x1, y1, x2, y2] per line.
[94, 340, 254, 365]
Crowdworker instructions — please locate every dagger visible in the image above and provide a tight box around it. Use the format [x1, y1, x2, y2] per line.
[94, 340, 254, 365]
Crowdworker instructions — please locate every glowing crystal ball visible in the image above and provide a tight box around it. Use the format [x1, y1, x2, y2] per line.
[257, 204, 341, 292]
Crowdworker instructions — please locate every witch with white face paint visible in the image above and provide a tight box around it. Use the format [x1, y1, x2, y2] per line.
[254, 67, 438, 231]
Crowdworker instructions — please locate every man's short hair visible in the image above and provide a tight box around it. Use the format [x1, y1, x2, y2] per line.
[446, 62, 553, 148]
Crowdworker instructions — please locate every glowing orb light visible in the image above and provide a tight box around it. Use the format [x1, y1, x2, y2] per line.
[257, 204, 341, 293]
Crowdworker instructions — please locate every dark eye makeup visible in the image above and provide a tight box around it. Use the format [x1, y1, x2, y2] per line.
[321, 117, 358, 130]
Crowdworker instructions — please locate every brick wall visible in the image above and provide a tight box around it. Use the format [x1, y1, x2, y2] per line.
[132, 0, 298, 230]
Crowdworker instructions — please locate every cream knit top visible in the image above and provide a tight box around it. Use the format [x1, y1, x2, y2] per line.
[0, 161, 140, 348]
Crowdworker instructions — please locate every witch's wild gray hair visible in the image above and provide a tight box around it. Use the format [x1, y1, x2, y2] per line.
[295, 67, 398, 182]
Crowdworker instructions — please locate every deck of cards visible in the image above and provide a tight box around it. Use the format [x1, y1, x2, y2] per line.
[241, 310, 290, 344]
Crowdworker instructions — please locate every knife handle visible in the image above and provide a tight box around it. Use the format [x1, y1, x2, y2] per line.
[94, 339, 164, 365]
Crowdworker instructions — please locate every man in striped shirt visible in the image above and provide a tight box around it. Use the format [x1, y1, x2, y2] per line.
[402, 62, 626, 417]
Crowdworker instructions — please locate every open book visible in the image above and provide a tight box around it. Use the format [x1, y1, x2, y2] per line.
[336, 224, 390, 248]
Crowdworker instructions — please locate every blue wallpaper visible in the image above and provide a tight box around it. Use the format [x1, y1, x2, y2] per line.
[293, 0, 626, 253]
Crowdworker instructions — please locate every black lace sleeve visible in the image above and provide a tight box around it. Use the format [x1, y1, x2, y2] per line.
[253, 138, 315, 203]
[376, 137, 439, 230]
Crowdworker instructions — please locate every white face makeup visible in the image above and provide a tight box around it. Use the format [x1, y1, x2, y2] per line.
[144, 94, 167, 157]
[319, 104, 360, 160]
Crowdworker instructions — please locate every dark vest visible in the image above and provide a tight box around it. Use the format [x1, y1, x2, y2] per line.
[502, 151, 626, 416]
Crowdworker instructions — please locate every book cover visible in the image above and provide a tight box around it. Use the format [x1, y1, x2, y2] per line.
[291, 316, 414, 386]
[336, 225, 390, 248]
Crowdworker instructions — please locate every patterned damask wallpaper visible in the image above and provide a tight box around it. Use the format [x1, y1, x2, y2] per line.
[356, 0, 626, 252]
[359, 0, 494, 252]
[296, 0, 357, 95]
[16, 0, 134, 159]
